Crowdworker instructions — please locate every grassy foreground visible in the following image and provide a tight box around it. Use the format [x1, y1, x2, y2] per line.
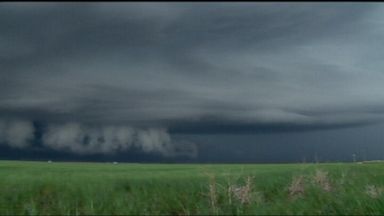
[1, 160, 384, 215]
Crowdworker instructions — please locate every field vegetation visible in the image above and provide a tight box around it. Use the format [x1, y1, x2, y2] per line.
[1, 160, 384, 215]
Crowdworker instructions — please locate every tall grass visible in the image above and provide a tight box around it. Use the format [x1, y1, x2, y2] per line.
[1, 161, 384, 215]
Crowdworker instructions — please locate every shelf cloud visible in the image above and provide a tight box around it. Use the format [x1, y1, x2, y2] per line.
[1, 3, 384, 158]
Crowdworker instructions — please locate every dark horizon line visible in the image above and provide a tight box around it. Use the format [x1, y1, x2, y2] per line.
[0, 158, 367, 165]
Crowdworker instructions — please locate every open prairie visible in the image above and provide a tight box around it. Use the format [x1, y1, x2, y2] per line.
[1, 160, 384, 215]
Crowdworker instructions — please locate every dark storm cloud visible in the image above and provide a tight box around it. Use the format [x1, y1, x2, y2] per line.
[1, 2, 384, 155]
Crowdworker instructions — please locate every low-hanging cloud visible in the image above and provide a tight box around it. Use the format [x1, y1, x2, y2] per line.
[0, 119, 34, 148]
[0, 119, 197, 157]
[42, 122, 197, 157]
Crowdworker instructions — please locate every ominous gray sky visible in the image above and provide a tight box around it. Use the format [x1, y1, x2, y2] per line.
[1, 2, 384, 162]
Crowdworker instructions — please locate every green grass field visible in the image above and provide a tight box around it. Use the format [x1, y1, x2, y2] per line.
[1, 160, 384, 215]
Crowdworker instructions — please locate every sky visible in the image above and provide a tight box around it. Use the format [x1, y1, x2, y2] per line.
[1, 2, 384, 163]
